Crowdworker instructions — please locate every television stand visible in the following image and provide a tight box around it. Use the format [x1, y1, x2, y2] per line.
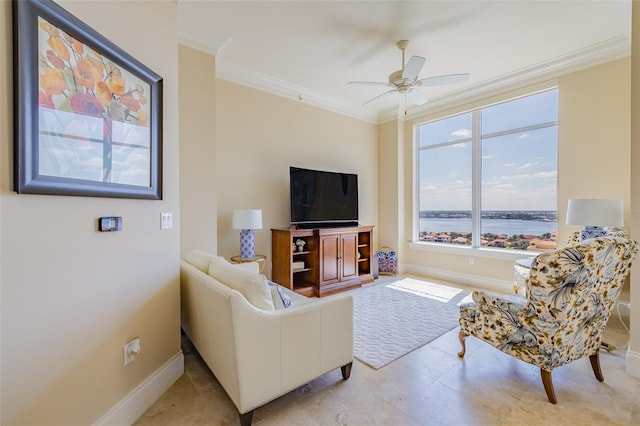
[271, 225, 374, 297]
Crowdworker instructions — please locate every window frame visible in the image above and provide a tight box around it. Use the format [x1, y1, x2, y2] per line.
[413, 87, 559, 256]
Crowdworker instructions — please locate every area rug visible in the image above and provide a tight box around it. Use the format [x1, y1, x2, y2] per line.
[351, 277, 471, 369]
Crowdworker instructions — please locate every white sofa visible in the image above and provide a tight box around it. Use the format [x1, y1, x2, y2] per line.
[180, 250, 354, 425]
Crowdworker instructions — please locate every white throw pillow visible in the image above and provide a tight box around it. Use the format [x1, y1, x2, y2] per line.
[208, 257, 275, 310]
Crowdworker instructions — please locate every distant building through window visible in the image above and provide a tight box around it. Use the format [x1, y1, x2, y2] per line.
[416, 88, 558, 251]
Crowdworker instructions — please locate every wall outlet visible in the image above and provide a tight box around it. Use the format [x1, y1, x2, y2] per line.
[124, 337, 141, 366]
[468, 257, 474, 265]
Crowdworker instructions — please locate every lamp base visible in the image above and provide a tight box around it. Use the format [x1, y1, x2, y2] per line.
[580, 226, 607, 242]
[239, 229, 255, 259]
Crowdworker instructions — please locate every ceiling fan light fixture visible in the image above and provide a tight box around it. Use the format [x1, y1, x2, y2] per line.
[349, 39, 469, 110]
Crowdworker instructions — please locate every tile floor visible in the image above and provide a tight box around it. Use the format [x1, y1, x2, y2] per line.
[134, 278, 640, 426]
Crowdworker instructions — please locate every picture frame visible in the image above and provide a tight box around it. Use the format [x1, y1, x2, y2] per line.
[13, 0, 163, 199]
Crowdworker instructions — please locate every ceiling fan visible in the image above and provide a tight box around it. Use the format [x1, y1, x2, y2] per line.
[348, 40, 469, 113]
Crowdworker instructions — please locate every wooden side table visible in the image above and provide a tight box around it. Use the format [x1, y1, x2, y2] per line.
[230, 254, 266, 273]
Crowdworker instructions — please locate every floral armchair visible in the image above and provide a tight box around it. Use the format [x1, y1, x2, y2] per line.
[458, 234, 638, 403]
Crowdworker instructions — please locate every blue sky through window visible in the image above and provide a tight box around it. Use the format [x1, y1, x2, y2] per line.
[419, 89, 558, 211]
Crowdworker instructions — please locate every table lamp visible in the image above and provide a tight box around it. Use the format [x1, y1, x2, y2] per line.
[232, 209, 263, 259]
[566, 199, 623, 241]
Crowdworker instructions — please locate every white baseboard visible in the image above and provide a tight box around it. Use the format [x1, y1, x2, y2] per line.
[94, 351, 184, 426]
[401, 263, 513, 294]
[626, 348, 640, 378]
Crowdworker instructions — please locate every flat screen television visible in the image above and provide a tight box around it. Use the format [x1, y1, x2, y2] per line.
[290, 166, 359, 227]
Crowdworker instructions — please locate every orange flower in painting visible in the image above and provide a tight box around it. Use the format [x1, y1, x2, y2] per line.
[46, 49, 65, 69]
[39, 67, 66, 96]
[75, 58, 97, 90]
[86, 56, 104, 78]
[70, 93, 104, 117]
[72, 38, 84, 55]
[47, 36, 70, 61]
[120, 94, 141, 112]
[95, 81, 112, 106]
[38, 21, 53, 34]
[39, 90, 54, 108]
[108, 75, 126, 95]
[137, 110, 148, 126]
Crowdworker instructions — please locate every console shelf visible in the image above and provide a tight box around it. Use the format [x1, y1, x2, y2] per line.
[271, 226, 374, 297]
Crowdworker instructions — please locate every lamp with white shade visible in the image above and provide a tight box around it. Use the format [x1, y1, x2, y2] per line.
[566, 199, 623, 241]
[232, 209, 263, 259]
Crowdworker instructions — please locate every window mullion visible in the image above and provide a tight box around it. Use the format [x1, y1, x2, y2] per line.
[471, 110, 482, 248]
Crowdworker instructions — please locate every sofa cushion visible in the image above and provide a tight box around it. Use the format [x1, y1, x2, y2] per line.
[267, 281, 293, 309]
[183, 250, 219, 273]
[208, 256, 275, 310]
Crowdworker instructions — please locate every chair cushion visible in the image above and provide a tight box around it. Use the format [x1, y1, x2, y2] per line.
[208, 257, 275, 310]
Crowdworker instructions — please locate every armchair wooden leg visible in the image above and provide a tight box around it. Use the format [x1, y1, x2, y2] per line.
[341, 362, 353, 380]
[239, 410, 254, 426]
[540, 369, 557, 404]
[457, 331, 467, 358]
[589, 353, 604, 382]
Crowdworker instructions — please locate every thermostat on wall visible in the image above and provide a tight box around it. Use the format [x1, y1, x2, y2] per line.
[99, 216, 122, 232]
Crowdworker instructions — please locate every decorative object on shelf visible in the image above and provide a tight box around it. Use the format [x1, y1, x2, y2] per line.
[295, 238, 306, 252]
[376, 246, 398, 275]
[232, 209, 262, 259]
[566, 199, 623, 241]
[292, 261, 305, 270]
[13, 0, 163, 199]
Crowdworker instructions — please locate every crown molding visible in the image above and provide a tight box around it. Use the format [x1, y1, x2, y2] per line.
[382, 36, 631, 123]
[216, 62, 379, 123]
[198, 35, 629, 125]
[178, 33, 230, 56]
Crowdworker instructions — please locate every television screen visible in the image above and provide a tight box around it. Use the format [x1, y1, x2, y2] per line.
[290, 167, 358, 226]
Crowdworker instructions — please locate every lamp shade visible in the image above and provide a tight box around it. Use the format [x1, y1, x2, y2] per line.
[232, 209, 263, 230]
[566, 199, 623, 227]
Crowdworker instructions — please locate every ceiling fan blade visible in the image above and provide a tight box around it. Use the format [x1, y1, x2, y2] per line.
[416, 73, 470, 87]
[406, 88, 428, 106]
[362, 89, 397, 106]
[348, 81, 390, 86]
[402, 56, 426, 80]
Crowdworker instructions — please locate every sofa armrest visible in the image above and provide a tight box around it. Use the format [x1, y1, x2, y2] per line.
[229, 292, 353, 413]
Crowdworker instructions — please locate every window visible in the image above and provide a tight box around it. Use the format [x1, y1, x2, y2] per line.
[417, 89, 558, 251]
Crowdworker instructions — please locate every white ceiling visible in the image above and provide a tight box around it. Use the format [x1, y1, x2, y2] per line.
[177, 0, 631, 123]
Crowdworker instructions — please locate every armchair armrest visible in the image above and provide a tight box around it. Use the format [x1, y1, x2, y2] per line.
[472, 290, 527, 314]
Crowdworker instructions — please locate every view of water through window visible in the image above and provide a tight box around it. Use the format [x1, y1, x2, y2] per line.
[417, 89, 558, 251]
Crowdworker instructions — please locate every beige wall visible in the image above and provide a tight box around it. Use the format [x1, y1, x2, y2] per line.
[630, 0, 640, 367]
[377, 120, 402, 253]
[0, 1, 181, 424]
[557, 59, 631, 243]
[215, 80, 378, 276]
[179, 45, 217, 255]
[384, 59, 632, 288]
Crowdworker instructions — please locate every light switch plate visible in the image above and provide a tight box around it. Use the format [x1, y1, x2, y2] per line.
[160, 212, 172, 229]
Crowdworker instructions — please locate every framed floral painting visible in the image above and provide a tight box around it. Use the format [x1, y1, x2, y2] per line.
[13, 0, 163, 199]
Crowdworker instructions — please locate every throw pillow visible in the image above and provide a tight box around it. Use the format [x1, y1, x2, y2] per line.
[208, 257, 275, 310]
[267, 280, 293, 309]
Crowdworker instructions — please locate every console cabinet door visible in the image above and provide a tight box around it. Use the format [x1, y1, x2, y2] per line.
[339, 233, 358, 281]
[319, 234, 340, 286]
